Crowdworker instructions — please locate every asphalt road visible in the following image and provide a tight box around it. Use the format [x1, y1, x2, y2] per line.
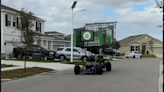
[2, 58, 161, 92]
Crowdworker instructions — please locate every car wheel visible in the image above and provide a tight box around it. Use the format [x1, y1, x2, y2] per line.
[82, 56, 87, 62]
[126, 57, 128, 58]
[17, 53, 23, 59]
[66, 59, 70, 61]
[74, 65, 80, 75]
[140, 55, 142, 58]
[106, 62, 111, 71]
[59, 55, 65, 62]
[133, 55, 135, 58]
[44, 56, 48, 60]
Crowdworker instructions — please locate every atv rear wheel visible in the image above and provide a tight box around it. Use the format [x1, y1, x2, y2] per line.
[106, 62, 111, 71]
[74, 65, 80, 75]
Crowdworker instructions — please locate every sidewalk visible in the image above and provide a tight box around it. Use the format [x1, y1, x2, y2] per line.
[1, 60, 75, 71]
[1, 58, 121, 72]
[158, 60, 163, 92]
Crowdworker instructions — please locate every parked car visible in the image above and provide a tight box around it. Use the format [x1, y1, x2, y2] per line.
[125, 51, 143, 58]
[55, 47, 90, 62]
[13, 44, 56, 59]
[113, 49, 121, 56]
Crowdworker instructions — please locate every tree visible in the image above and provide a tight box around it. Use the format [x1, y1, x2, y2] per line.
[15, 8, 39, 70]
[149, 41, 154, 55]
[113, 41, 121, 50]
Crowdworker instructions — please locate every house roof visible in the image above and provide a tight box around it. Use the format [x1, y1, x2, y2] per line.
[45, 31, 64, 35]
[35, 33, 63, 40]
[64, 34, 71, 41]
[119, 34, 146, 45]
[1, 4, 18, 12]
[1, 4, 46, 22]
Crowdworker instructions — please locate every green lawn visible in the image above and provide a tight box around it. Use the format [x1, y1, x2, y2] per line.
[61, 62, 85, 65]
[1, 64, 14, 68]
[113, 56, 125, 59]
[1, 67, 53, 79]
[143, 54, 157, 58]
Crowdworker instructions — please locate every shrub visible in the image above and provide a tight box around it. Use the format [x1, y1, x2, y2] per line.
[143, 54, 156, 58]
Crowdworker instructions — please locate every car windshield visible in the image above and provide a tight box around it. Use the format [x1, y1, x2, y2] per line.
[126, 51, 132, 54]
[40, 45, 47, 50]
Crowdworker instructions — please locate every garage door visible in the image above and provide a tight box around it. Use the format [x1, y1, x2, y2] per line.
[153, 47, 163, 54]
[53, 45, 64, 51]
[5, 43, 14, 56]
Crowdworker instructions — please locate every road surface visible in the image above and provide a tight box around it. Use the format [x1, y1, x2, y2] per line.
[2, 58, 161, 92]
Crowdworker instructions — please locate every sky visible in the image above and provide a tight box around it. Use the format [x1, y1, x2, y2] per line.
[2, 0, 163, 41]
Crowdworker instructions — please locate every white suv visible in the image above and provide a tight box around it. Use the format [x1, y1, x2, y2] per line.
[55, 47, 90, 62]
[125, 51, 143, 58]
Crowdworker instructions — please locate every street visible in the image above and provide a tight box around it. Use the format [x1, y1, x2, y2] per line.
[2, 58, 161, 92]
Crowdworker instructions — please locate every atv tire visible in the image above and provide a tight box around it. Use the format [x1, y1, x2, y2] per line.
[96, 65, 103, 75]
[74, 65, 80, 75]
[106, 62, 111, 71]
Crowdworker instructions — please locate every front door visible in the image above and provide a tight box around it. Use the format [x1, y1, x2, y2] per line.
[142, 45, 146, 54]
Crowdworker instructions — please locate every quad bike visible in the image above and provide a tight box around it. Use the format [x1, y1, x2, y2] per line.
[74, 48, 112, 75]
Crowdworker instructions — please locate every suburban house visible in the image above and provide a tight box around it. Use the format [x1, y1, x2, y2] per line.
[118, 34, 163, 55]
[64, 34, 71, 41]
[1, 4, 70, 58]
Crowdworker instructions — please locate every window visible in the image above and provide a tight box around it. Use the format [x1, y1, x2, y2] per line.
[131, 46, 140, 51]
[36, 22, 41, 32]
[13, 15, 17, 27]
[30, 45, 38, 50]
[65, 48, 71, 52]
[73, 49, 79, 52]
[6, 14, 11, 26]
[57, 48, 64, 51]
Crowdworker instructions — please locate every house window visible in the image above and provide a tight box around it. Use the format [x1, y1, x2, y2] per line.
[131, 46, 140, 51]
[13, 15, 17, 27]
[36, 22, 41, 32]
[6, 14, 11, 26]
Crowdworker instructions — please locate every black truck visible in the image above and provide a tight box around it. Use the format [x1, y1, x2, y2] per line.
[13, 44, 56, 59]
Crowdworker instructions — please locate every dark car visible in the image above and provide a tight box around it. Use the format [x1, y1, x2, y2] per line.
[13, 44, 56, 59]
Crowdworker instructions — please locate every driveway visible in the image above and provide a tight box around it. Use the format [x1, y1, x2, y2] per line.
[1, 58, 161, 92]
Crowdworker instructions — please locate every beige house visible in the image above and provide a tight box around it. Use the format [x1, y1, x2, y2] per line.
[119, 34, 163, 55]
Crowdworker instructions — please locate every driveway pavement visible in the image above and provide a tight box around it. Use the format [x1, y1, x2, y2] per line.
[155, 54, 163, 58]
[1, 58, 162, 92]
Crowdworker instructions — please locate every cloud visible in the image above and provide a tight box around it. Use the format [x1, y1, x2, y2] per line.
[2, 0, 163, 41]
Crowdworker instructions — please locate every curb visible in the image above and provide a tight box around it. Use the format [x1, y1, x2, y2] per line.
[158, 60, 163, 92]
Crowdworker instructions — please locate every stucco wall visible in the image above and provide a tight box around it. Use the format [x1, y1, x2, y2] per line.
[137, 35, 152, 43]
[119, 46, 130, 54]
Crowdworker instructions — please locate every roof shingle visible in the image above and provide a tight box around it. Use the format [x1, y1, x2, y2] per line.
[119, 34, 146, 45]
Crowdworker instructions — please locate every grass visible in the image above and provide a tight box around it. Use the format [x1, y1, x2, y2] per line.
[1, 67, 53, 79]
[113, 56, 125, 59]
[143, 54, 157, 58]
[61, 62, 85, 65]
[1, 64, 14, 68]
[3, 59, 58, 63]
